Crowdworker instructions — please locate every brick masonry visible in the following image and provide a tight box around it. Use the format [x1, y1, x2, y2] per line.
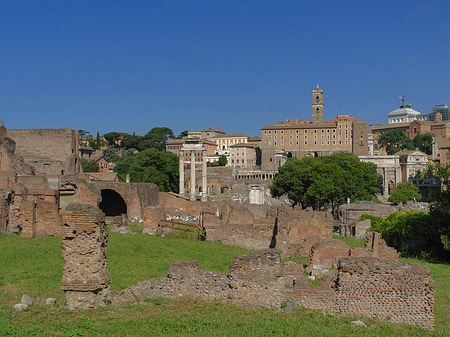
[113, 249, 434, 329]
[61, 203, 110, 310]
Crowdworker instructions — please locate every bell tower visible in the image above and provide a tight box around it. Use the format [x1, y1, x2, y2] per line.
[312, 82, 324, 124]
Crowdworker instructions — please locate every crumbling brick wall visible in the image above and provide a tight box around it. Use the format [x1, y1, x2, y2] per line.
[334, 257, 434, 329]
[114, 249, 434, 329]
[61, 203, 110, 310]
[8, 128, 80, 176]
[307, 239, 351, 269]
[19, 200, 62, 238]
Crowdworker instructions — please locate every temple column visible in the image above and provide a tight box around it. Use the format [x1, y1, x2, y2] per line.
[190, 150, 196, 201]
[179, 150, 184, 196]
[201, 149, 207, 202]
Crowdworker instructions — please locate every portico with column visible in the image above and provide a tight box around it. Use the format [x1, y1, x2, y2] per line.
[178, 139, 208, 201]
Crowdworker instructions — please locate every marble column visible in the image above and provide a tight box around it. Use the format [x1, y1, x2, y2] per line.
[190, 150, 196, 201]
[179, 150, 184, 196]
[201, 149, 207, 202]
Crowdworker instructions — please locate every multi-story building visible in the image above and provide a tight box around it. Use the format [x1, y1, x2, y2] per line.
[260, 84, 368, 170]
[229, 143, 260, 167]
[165, 138, 217, 165]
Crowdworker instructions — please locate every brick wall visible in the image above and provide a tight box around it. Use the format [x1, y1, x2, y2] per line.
[113, 249, 434, 329]
[8, 128, 80, 175]
[61, 204, 110, 310]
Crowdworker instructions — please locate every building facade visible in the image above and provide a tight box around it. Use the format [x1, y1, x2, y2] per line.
[260, 85, 368, 170]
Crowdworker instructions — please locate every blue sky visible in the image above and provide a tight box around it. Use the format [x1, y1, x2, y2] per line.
[1, 0, 449, 137]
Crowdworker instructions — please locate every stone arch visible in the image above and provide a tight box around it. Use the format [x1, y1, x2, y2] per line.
[98, 189, 127, 216]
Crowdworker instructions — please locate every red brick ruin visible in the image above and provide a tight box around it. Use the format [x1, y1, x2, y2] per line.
[0, 126, 436, 329]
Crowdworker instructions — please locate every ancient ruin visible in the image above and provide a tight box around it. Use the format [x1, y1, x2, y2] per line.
[61, 203, 110, 310]
[0, 125, 436, 330]
[112, 245, 434, 329]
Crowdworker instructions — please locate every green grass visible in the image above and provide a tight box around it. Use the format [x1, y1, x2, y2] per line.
[0, 233, 449, 336]
[332, 234, 365, 248]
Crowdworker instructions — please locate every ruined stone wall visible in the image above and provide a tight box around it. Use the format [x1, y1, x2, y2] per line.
[19, 200, 62, 238]
[61, 204, 110, 310]
[113, 249, 434, 329]
[338, 203, 395, 225]
[8, 128, 80, 175]
[334, 257, 434, 329]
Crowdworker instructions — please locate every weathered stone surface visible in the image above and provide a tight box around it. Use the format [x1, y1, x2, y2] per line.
[61, 204, 111, 310]
[307, 239, 351, 270]
[14, 303, 28, 311]
[20, 294, 33, 306]
[45, 297, 56, 305]
[113, 249, 434, 330]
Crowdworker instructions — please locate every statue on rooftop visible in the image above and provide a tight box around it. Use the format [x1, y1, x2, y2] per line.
[399, 96, 413, 108]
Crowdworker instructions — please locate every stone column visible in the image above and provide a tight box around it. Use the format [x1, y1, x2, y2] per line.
[179, 150, 184, 196]
[61, 204, 110, 310]
[190, 150, 196, 201]
[201, 149, 207, 202]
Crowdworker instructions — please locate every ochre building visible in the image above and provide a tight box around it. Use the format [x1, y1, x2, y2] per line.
[261, 84, 368, 170]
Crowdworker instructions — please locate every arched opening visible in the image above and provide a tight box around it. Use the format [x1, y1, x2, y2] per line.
[99, 189, 127, 216]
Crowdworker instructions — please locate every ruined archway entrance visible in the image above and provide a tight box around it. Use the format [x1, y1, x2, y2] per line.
[98, 189, 127, 216]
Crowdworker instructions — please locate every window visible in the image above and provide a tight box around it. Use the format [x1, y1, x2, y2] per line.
[280, 130, 284, 134]
[304, 130, 307, 133]
[289, 141, 292, 145]
[268, 130, 271, 134]
[264, 130, 267, 134]
[314, 130, 317, 134]
[274, 142, 277, 145]
[270, 158, 273, 162]
[296, 130, 299, 134]
[296, 141, 299, 145]
[289, 136, 292, 140]
[289, 130, 292, 134]
[316, 95, 319, 103]
[316, 107, 319, 114]
[274, 130, 277, 134]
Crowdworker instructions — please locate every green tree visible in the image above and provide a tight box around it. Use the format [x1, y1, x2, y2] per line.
[218, 155, 227, 166]
[81, 159, 99, 173]
[96, 131, 101, 149]
[121, 133, 142, 149]
[103, 148, 120, 162]
[378, 129, 414, 155]
[138, 127, 175, 151]
[114, 148, 179, 192]
[103, 132, 123, 147]
[177, 130, 189, 139]
[388, 181, 421, 203]
[270, 153, 380, 215]
[413, 132, 433, 155]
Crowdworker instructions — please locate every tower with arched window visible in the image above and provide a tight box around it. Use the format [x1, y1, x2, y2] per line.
[312, 82, 324, 124]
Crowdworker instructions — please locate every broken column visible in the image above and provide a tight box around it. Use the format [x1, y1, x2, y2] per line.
[61, 203, 110, 310]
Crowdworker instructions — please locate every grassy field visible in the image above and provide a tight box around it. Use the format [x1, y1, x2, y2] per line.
[0, 232, 449, 336]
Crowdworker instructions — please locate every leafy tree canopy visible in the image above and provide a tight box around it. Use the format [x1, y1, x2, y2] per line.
[138, 127, 175, 151]
[103, 132, 123, 147]
[388, 181, 421, 203]
[114, 148, 179, 192]
[81, 159, 98, 173]
[270, 152, 381, 215]
[413, 132, 433, 155]
[378, 129, 414, 155]
[218, 155, 227, 166]
[103, 147, 120, 162]
[121, 134, 142, 150]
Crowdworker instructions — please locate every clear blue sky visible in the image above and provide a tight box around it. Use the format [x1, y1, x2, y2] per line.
[1, 0, 449, 137]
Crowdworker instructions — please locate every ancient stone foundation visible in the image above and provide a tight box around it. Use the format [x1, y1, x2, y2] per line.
[61, 203, 110, 310]
[113, 249, 434, 329]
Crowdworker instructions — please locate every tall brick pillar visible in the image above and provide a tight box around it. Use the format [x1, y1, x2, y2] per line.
[61, 204, 111, 310]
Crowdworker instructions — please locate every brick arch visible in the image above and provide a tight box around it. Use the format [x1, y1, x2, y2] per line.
[98, 189, 127, 216]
